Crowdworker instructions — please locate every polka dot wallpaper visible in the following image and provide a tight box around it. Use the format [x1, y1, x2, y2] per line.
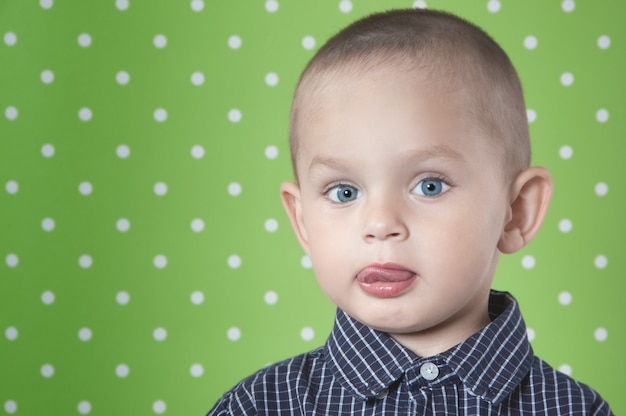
[0, 0, 623, 414]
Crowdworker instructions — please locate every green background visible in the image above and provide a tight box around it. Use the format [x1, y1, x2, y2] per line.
[0, 0, 623, 414]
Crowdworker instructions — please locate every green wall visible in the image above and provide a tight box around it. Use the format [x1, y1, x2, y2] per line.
[1, 0, 623, 414]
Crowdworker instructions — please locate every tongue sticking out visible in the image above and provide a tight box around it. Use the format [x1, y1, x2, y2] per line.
[356, 265, 417, 298]
[357, 266, 415, 283]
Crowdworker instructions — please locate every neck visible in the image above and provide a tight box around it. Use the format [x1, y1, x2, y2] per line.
[390, 294, 492, 358]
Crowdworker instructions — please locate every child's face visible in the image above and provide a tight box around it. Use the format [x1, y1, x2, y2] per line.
[283, 66, 514, 355]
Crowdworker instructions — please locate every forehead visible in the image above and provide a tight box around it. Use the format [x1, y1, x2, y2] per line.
[293, 65, 501, 176]
[297, 65, 471, 145]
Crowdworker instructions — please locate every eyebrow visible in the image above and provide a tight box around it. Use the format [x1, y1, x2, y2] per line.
[307, 144, 465, 173]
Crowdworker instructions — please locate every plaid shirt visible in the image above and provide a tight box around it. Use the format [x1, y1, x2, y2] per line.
[208, 291, 612, 415]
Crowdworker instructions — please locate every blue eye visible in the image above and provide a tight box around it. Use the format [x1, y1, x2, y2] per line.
[327, 185, 360, 203]
[414, 179, 450, 197]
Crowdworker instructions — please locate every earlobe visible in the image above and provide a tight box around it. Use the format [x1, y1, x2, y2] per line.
[498, 167, 554, 254]
[280, 181, 310, 254]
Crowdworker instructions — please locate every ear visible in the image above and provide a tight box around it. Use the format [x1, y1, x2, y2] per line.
[280, 181, 310, 255]
[498, 167, 554, 254]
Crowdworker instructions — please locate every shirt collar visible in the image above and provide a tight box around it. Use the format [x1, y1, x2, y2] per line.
[324, 290, 534, 403]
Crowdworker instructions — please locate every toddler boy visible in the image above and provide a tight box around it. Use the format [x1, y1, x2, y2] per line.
[208, 8, 612, 415]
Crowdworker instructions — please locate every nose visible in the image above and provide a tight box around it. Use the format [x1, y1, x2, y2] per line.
[362, 197, 410, 243]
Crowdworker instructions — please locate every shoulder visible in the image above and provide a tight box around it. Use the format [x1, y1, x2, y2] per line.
[206, 346, 327, 416]
[522, 356, 613, 415]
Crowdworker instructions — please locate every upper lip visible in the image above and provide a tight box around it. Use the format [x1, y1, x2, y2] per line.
[356, 262, 416, 283]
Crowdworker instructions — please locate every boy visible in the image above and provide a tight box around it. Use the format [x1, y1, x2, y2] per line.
[208, 9, 612, 415]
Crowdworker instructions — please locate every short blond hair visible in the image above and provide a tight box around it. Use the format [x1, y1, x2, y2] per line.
[289, 9, 530, 181]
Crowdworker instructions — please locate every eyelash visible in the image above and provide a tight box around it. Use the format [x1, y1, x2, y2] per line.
[419, 174, 454, 188]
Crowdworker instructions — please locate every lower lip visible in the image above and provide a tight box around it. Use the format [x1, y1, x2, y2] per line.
[357, 276, 417, 298]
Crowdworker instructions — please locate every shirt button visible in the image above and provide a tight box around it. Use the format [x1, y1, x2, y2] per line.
[420, 362, 439, 381]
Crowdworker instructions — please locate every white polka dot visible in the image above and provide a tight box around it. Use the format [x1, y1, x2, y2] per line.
[300, 327, 315, 341]
[190, 0, 204, 12]
[265, 72, 279, 87]
[228, 182, 242, 196]
[115, 364, 129, 378]
[40, 69, 54, 84]
[228, 108, 242, 123]
[5, 106, 18, 120]
[115, 0, 129, 11]
[558, 364, 572, 376]
[154, 255, 167, 269]
[77, 401, 91, 415]
[558, 219, 572, 233]
[4, 400, 17, 414]
[597, 35, 611, 50]
[41, 364, 54, 378]
[301, 255, 312, 269]
[5, 253, 18, 268]
[153, 400, 166, 414]
[596, 108, 609, 123]
[4, 32, 17, 46]
[191, 145, 205, 159]
[6, 180, 18, 194]
[116, 144, 130, 159]
[41, 291, 55, 305]
[521, 255, 535, 269]
[265, 0, 279, 13]
[227, 327, 241, 341]
[116, 71, 130, 85]
[79, 254, 93, 269]
[594, 327, 608, 342]
[191, 71, 205, 86]
[561, 0, 575, 13]
[594, 255, 608, 269]
[153, 327, 167, 341]
[41, 144, 55, 158]
[413, 0, 427, 9]
[339, 0, 352, 13]
[190, 291, 205, 305]
[560, 72, 574, 86]
[264, 290, 278, 305]
[42, 217, 55, 232]
[559, 145, 573, 160]
[78, 33, 92, 48]
[154, 182, 168, 196]
[116, 291, 130, 305]
[265, 145, 279, 159]
[228, 35, 242, 50]
[302, 36, 316, 50]
[153, 34, 167, 48]
[190, 363, 204, 377]
[526, 327, 536, 342]
[264, 218, 278, 233]
[523, 35, 538, 50]
[191, 218, 205, 232]
[78, 107, 93, 122]
[154, 108, 167, 122]
[40, 0, 53, 9]
[487, 0, 501, 13]
[526, 109, 537, 123]
[558, 291, 572, 305]
[228, 255, 242, 269]
[78, 327, 93, 342]
[594, 182, 608, 196]
[5, 326, 18, 341]
[116, 218, 130, 232]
